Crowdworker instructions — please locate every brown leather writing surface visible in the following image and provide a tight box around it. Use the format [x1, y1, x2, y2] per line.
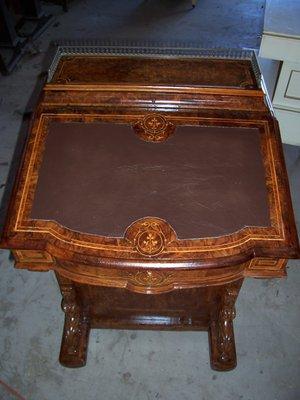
[31, 122, 270, 238]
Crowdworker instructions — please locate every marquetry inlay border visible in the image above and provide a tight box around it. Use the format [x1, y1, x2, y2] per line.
[13, 249, 53, 263]
[6, 112, 289, 261]
[248, 257, 287, 270]
[243, 257, 288, 278]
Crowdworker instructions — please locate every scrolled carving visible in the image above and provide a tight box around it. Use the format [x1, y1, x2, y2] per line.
[216, 288, 237, 363]
[133, 114, 175, 142]
[60, 284, 86, 356]
[125, 217, 177, 257]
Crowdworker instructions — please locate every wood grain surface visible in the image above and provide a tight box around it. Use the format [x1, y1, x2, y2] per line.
[1, 53, 299, 370]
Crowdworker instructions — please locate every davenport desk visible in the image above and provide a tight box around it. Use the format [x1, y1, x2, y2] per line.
[0, 44, 299, 371]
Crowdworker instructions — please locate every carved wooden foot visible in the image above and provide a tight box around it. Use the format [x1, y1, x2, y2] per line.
[209, 284, 240, 371]
[56, 274, 90, 368]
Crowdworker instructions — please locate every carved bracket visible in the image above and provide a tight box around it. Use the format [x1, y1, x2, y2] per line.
[216, 288, 237, 364]
[58, 280, 90, 367]
[124, 217, 177, 257]
[133, 114, 175, 142]
[209, 282, 241, 371]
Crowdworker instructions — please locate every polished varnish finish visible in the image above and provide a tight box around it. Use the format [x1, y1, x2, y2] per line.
[1, 53, 299, 371]
[51, 56, 258, 88]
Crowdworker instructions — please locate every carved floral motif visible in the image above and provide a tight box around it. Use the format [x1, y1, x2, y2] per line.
[144, 114, 166, 132]
[60, 284, 88, 356]
[125, 217, 177, 257]
[135, 221, 165, 256]
[130, 270, 173, 287]
[216, 288, 237, 363]
[133, 114, 175, 142]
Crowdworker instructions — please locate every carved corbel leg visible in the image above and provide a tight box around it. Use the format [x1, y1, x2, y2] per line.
[209, 280, 242, 371]
[56, 273, 90, 368]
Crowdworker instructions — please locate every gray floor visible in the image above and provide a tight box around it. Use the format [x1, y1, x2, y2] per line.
[0, 1, 299, 399]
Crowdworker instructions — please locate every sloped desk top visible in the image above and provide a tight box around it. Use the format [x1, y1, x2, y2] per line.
[1, 49, 298, 269]
[31, 122, 269, 239]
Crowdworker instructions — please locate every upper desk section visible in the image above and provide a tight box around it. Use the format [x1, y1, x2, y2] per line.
[2, 43, 298, 270]
[47, 44, 261, 89]
[50, 56, 258, 89]
[43, 44, 270, 118]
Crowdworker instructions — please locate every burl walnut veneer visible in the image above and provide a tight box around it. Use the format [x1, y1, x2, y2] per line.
[1, 44, 299, 371]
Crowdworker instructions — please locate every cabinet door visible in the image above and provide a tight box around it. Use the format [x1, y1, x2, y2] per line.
[273, 62, 300, 110]
[273, 61, 300, 145]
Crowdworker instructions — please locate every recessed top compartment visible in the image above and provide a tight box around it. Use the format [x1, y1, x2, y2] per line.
[51, 56, 258, 89]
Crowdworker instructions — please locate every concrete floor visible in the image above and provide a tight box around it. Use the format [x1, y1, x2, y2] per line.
[0, 1, 299, 399]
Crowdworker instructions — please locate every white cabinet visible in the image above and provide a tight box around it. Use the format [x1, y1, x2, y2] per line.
[259, 0, 300, 145]
[273, 63, 300, 110]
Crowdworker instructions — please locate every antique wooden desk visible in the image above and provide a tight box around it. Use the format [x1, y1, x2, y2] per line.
[1, 44, 299, 371]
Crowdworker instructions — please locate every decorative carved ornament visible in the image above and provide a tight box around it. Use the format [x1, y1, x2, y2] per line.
[60, 282, 89, 360]
[216, 287, 238, 364]
[219, 289, 237, 355]
[61, 284, 84, 355]
[127, 270, 174, 288]
[125, 217, 177, 257]
[133, 114, 175, 142]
